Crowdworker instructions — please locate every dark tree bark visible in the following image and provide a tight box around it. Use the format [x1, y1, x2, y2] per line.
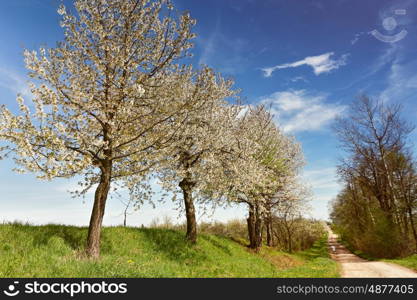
[273, 227, 284, 248]
[86, 162, 112, 258]
[285, 225, 293, 253]
[179, 177, 197, 244]
[265, 211, 273, 247]
[247, 203, 263, 251]
[254, 208, 263, 251]
[266, 222, 272, 247]
[406, 205, 417, 251]
[247, 203, 256, 248]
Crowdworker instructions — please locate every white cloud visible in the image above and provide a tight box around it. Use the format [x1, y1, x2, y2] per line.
[262, 52, 348, 77]
[0, 67, 31, 98]
[357, 42, 417, 104]
[197, 23, 219, 66]
[372, 44, 399, 74]
[197, 18, 251, 75]
[290, 76, 308, 83]
[302, 167, 341, 190]
[351, 31, 368, 45]
[379, 58, 417, 103]
[260, 90, 345, 133]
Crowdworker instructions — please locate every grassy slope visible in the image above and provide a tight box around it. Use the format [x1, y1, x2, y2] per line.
[0, 223, 339, 277]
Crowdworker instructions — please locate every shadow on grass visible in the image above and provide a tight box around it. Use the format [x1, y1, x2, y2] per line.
[296, 235, 329, 260]
[229, 236, 249, 247]
[6, 224, 236, 261]
[200, 235, 232, 256]
[140, 228, 211, 263]
[9, 223, 111, 253]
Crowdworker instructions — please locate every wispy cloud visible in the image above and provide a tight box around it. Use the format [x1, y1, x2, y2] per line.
[0, 67, 31, 98]
[290, 76, 308, 83]
[197, 18, 251, 75]
[197, 17, 221, 66]
[332, 44, 400, 94]
[229, 0, 255, 13]
[261, 52, 349, 77]
[355, 42, 417, 104]
[380, 57, 417, 103]
[260, 90, 345, 133]
[302, 167, 340, 190]
[351, 31, 368, 45]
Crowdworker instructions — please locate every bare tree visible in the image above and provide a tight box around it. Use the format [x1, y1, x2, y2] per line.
[272, 182, 310, 252]
[334, 95, 413, 220]
[331, 95, 417, 256]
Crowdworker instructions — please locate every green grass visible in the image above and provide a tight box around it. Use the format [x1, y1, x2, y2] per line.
[261, 234, 340, 278]
[0, 223, 339, 277]
[383, 255, 417, 272]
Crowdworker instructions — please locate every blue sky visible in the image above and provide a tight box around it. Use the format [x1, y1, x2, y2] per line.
[1, 0, 417, 226]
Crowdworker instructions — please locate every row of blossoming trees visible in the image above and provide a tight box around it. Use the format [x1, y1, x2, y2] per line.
[0, 0, 306, 258]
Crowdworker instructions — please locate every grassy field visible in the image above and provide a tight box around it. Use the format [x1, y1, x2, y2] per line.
[0, 223, 339, 277]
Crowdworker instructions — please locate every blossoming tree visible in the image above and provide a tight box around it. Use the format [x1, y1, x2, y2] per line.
[157, 69, 238, 243]
[0, 0, 198, 258]
[213, 105, 305, 251]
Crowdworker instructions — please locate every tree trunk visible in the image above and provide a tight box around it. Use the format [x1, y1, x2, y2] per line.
[266, 223, 271, 246]
[247, 203, 256, 248]
[86, 164, 112, 258]
[247, 203, 263, 251]
[254, 210, 263, 251]
[286, 226, 292, 253]
[273, 228, 283, 248]
[266, 212, 273, 247]
[406, 205, 417, 252]
[179, 177, 197, 244]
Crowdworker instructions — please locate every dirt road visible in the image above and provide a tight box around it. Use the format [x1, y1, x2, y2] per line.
[327, 227, 417, 278]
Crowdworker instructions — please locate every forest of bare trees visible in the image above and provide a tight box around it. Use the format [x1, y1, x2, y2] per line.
[330, 96, 417, 257]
